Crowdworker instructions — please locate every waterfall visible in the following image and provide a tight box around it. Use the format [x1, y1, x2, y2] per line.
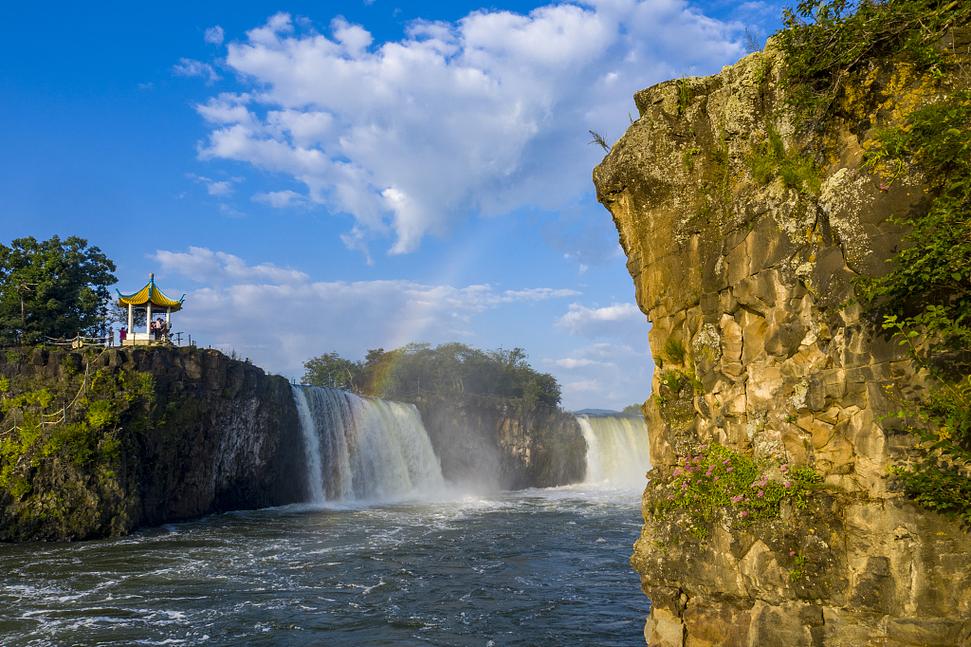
[292, 386, 326, 503]
[291, 385, 445, 502]
[577, 414, 651, 487]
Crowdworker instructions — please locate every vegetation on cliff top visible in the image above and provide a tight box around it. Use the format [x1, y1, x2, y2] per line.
[0, 236, 117, 345]
[781, 0, 971, 523]
[303, 343, 562, 408]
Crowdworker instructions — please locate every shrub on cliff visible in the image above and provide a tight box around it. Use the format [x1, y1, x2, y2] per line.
[0, 236, 117, 345]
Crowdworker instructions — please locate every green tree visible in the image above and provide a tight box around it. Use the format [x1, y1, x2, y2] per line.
[0, 236, 117, 345]
[622, 403, 643, 416]
[302, 352, 362, 390]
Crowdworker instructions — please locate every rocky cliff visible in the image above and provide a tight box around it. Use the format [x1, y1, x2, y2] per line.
[593, 26, 971, 647]
[415, 395, 587, 490]
[0, 346, 306, 541]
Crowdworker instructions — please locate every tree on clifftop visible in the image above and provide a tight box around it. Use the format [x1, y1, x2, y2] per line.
[0, 236, 117, 345]
[302, 352, 362, 390]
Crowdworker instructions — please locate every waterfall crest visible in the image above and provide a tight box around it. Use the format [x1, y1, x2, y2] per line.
[577, 415, 650, 487]
[292, 385, 445, 502]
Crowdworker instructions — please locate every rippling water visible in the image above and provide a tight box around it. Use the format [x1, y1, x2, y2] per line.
[0, 486, 648, 646]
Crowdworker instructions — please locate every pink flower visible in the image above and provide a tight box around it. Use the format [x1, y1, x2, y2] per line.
[780, 464, 789, 473]
[723, 459, 730, 465]
[673, 467, 683, 477]
[726, 467, 734, 473]
[681, 481, 689, 490]
[731, 495, 743, 503]
[784, 481, 792, 489]
[740, 510, 749, 518]
[713, 476, 719, 482]
[788, 549, 796, 557]
[757, 490, 765, 498]
[705, 467, 714, 477]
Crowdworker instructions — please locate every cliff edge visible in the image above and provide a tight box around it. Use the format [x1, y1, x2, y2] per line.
[594, 19, 971, 647]
[0, 346, 306, 541]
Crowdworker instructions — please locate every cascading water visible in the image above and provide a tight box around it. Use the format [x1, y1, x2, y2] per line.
[292, 386, 326, 503]
[576, 414, 651, 487]
[291, 385, 445, 502]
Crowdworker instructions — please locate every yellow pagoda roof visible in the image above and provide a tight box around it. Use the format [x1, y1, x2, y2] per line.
[116, 274, 184, 311]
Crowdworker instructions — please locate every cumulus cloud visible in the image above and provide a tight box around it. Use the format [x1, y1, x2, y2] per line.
[152, 247, 580, 376]
[204, 25, 225, 45]
[173, 57, 221, 84]
[192, 2, 744, 255]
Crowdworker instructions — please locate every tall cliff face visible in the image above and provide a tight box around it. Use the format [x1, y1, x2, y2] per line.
[0, 346, 306, 541]
[415, 395, 586, 490]
[593, 37, 971, 647]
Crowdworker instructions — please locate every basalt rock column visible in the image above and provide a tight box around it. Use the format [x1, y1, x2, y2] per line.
[593, 38, 971, 646]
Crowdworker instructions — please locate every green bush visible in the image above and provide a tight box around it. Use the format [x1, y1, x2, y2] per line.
[653, 444, 821, 536]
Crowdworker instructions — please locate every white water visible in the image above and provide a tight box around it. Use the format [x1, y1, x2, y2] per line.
[291, 386, 326, 503]
[292, 385, 445, 502]
[577, 415, 651, 488]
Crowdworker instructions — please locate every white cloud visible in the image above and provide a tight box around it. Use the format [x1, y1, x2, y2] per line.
[151, 247, 580, 377]
[553, 357, 608, 369]
[192, 2, 744, 255]
[252, 190, 309, 208]
[557, 302, 642, 337]
[205, 25, 225, 45]
[154, 246, 308, 284]
[173, 57, 221, 84]
[187, 173, 237, 196]
[552, 339, 652, 411]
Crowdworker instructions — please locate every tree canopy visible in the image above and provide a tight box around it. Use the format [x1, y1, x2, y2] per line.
[302, 342, 562, 408]
[0, 236, 117, 345]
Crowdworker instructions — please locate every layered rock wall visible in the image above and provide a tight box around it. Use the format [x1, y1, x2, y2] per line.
[593, 39, 971, 646]
[0, 346, 306, 541]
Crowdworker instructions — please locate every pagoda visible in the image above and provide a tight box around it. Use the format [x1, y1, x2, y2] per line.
[116, 273, 185, 346]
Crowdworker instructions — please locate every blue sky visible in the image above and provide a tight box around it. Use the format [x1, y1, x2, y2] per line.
[0, 0, 784, 409]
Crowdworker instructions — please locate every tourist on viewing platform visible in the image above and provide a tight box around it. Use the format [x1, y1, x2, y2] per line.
[119, 326, 127, 344]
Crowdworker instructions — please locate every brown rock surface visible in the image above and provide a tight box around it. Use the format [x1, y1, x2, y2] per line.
[593, 39, 971, 646]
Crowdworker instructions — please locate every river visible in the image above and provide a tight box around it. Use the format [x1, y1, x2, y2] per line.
[0, 486, 648, 646]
